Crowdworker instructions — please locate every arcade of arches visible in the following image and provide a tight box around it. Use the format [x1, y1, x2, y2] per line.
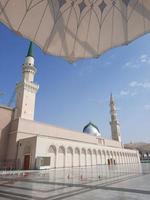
[43, 145, 139, 168]
[15, 130, 140, 170]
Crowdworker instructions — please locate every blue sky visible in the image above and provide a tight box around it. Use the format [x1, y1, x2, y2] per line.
[0, 23, 150, 143]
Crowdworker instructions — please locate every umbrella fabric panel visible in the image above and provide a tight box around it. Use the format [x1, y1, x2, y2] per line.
[0, 0, 150, 62]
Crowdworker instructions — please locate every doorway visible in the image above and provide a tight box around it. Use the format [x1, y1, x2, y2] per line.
[24, 155, 30, 170]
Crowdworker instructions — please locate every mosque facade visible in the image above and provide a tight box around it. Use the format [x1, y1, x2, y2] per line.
[0, 43, 140, 170]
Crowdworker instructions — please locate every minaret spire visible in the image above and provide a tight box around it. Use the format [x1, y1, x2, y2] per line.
[110, 93, 114, 103]
[109, 94, 121, 142]
[27, 41, 33, 57]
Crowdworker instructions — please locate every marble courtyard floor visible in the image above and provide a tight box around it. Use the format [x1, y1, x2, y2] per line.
[0, 163, 150, 200]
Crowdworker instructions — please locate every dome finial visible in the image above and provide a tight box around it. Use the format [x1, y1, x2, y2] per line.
[27, 41, 33, 57]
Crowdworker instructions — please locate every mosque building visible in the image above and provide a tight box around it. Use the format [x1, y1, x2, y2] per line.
[0, 43, 140, 170]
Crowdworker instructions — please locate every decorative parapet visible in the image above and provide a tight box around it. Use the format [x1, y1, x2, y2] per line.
[16, 81, 39, 93]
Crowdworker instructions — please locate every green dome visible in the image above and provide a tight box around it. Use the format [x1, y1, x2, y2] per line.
[83, 122, 101, 137]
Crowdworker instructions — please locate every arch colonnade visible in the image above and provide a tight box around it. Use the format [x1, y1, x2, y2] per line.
[48, 145, 139, 168]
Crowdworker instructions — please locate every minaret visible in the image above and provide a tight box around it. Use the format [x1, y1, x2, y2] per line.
[14, 42, 39, 120]
[109, 94, 121, 142]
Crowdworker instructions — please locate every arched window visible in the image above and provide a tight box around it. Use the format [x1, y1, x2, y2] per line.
[67, 146, 73, 154]
[87, 149, 92, 154]
[58, 146, 65, 154]
[81, 148, 86, 154]
[98, 150, 101, 155]
[93, 149, 97, 155]
[75, 147, 80, 154]
[49, 145, 56, 153]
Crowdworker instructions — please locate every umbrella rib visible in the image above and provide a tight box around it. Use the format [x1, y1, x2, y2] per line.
[72, 4, 79, 24]
[43, 3, 72, 53]
[71, 8, 82, 56]
[70, 6, 96, 58]
[97, 15, 102, 56]
[0, 0, 14, 30]
[0, 0, 9, 15]
[141, 0, 146, 33]
[135, 1, 150, 22]
[127, 0, 139, 21]
[100, 5, 113, 28]
[17, 0, 34, 32]
[78, 7, 91, 27]
[51, 0, 56, 22]
[97, 5, 114, 54]
[65, 25, 98, 59]
[127, 0, 150, 26]
[29, 0, 47, 11]
[92, 8, 102, 55]
[33, 2, 49, 41]
[82, 8, 92, 58]
[113, 3, 127, 21]
[44, 2, 97, 58]
[118, 1, 128, 44]
[110, 4, 115, 48]
[72, 3, 106, 57]
[83, 7, 95, 58]
[59, 5, 73, 57]
[25, 0, 28, 11]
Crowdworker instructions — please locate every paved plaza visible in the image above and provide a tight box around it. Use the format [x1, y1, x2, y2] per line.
[0, 164, 150, 200]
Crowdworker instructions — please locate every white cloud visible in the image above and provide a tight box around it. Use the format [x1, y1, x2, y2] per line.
[129, 81, 138, 87]
[119, 89, 137, 98]
[140, 55, 148, 63]
[123, 53, 150, 69]
[139, 54, 150, 64]
[142, 82, 150, 88]
[141, 58, 147, 63]
[120, 90, 129, 96]
[123, 62, 139, 69]
[140, 54, 148, 59]
[125, 62, 132, 67]
[144, 104, 150, 111]
[129, 81, 150, 88]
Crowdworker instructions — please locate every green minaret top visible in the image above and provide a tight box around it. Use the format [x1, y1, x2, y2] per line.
[26, 41, 33, 57]
[110, 93, 114, 103]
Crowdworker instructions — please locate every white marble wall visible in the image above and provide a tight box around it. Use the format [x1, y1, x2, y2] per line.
[17, 136, 140, 169]
[10, 118, 140, 170]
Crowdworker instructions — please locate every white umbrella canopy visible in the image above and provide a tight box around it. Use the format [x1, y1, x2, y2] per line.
[0, 0, 150, 62]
